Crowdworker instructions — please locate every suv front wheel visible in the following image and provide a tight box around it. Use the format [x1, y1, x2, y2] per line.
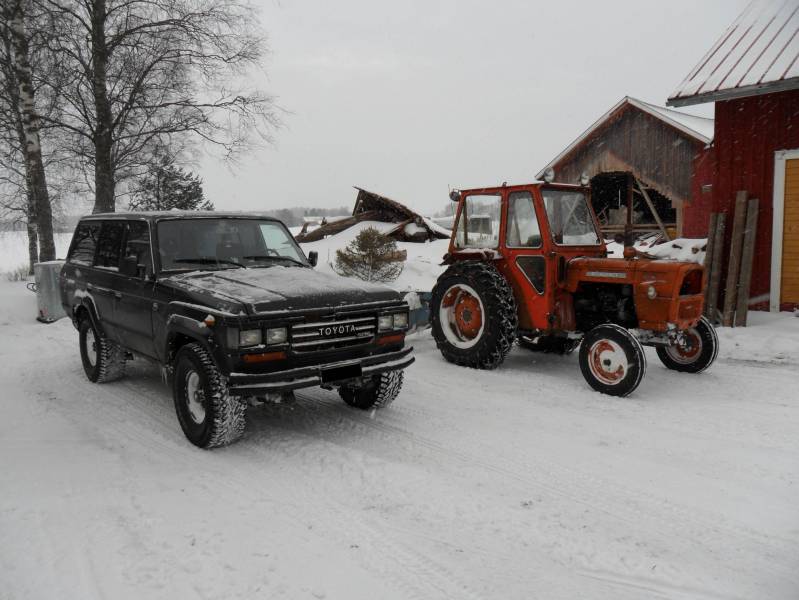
[173, 343, 247, 448]
[79, 317, 127, 383]
[339, 371, 404, 410]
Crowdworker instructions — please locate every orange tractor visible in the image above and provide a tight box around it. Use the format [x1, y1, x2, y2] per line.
[431, 182, 718, 396]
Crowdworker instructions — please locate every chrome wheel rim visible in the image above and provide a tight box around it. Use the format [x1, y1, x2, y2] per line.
[587, 339, 628, 385]
[85, 328, 97, 367]
[439, 283, 485, 349]
[184, 370, 206, 424]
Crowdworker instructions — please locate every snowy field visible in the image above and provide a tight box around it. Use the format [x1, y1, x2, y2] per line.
[1, 279, 798, 600]
[0, 232, 73, 275]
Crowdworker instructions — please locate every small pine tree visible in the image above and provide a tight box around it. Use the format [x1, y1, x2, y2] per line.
[335, 227, 405, 283]
[129, 155, 213, 212]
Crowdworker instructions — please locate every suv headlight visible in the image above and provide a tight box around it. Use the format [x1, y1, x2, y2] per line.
[239, 329, 262, 347]
[393, 312, 409, 329]
[265, 327, 287, 345]
[378, 315, 394, 331]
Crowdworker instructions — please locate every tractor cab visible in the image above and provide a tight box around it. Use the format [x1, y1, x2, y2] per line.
[446, 183, 604, 332]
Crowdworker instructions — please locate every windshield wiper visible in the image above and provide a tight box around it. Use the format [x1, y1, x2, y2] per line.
[173, 258, 246, 269]
[243, 255, 307, 267]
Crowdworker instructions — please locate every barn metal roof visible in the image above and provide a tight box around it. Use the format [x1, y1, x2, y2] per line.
[667, 0, 799, 107]
[535, 96, 713, 180]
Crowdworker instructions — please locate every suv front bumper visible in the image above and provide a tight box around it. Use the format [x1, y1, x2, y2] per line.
[227, 346, 414, 395]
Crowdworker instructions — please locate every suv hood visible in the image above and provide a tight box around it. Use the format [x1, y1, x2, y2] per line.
[161, 266, 401, 315]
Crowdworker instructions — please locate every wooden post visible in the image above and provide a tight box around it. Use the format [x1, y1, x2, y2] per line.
[734, 198, 759, 327]
[706, 213, 726, 323]
[625, 172, 634, 246]
[722, 191, 749, 326]
[703, 213, 719, 317]
[635, 179, 669, 239]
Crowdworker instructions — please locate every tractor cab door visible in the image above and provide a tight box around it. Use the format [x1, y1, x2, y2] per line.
[499, 189, 554, 331]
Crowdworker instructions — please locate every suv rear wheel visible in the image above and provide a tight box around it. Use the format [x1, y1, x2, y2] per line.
[579, 324, 646, 397]
[339, 371, 404, 410]
[79, 317, 127, 383]
[173, 343, 247, 448]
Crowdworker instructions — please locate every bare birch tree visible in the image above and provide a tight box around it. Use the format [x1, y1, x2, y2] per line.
[1, 0, 56, 261]
[39, 0, 279, 214]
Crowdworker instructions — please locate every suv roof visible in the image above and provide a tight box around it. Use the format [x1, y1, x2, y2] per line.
[81, 211, 282, 222]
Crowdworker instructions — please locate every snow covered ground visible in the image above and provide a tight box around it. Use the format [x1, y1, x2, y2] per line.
[1, 279, 798, 600]
[298, 220, 450, 292]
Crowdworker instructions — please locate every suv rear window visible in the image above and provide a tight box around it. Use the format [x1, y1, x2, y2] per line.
[68, 221, 101, 265]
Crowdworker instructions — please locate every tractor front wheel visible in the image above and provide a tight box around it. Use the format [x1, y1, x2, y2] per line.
[579, 324, 646, 397]
[656, 316, 718, 374]
[431, 262, 517, 370]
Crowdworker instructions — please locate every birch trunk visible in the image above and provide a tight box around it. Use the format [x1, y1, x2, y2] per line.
[6, 0, 55, 261]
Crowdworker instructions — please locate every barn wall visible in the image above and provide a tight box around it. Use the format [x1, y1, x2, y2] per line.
[711, 88, 799, 306]
[554, 106, 705, 204]
[683, 146, 716, 237]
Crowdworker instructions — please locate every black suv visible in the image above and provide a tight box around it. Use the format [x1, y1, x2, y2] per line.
[59, 212, 414, 448]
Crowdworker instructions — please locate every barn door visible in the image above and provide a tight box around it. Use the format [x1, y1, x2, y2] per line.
[781, 158, 799, 306]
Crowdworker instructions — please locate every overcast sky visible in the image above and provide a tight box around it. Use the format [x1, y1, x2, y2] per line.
[199, 0, 749, 215]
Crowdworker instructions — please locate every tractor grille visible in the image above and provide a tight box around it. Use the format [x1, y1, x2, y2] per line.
[290, 315, 376, 353]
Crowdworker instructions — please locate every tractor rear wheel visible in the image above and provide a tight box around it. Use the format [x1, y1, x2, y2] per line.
[656, 316, 718, 373]
[579, 324, 646, 397]
[431, 262, 517, 370]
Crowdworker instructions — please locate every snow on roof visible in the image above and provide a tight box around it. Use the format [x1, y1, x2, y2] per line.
[535, 96, 714, 180]
[667, 0, 799, 107]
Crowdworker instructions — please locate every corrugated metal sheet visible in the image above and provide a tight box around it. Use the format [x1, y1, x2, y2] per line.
[668, 0, 799, 106]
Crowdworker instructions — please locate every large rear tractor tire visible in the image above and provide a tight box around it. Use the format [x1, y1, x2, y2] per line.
[656, 316, 719, 374]
[579, 324, 646, 397]
[173, 343, 247, 448]
[431, 262, 518, 370]
[339, 371, 404, 410]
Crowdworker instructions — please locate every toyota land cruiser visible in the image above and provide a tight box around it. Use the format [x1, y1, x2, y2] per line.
[60, 213, 414, 448]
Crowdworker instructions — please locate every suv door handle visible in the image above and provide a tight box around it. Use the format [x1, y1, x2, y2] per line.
[152, 302, 159, 312]
[113, 291, 122, 300]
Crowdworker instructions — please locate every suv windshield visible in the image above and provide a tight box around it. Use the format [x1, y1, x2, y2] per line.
[542, 189, 601, 246]
[157, 218, 306, 271]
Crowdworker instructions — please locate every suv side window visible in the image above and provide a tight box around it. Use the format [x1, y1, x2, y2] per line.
[68, 221, 101, 265]
[123, 221, 152, 275]
[95, 221, 126, 270]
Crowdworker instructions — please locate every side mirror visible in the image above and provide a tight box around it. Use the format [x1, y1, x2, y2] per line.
[307, 250, 318, 267]
[120, 255, 142, 278]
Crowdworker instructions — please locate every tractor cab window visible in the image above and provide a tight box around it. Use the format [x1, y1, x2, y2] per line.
[454, 194, 501, 249]
[542, 189, 601, 246]
[506, 191, 541, 248]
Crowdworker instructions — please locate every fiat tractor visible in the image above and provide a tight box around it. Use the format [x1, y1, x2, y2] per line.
[430, 182, 718, 397]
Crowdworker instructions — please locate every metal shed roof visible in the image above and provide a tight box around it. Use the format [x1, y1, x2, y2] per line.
[667, 0, 799, 107]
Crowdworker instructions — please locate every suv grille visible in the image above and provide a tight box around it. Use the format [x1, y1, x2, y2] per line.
[291, 315, 376, 352]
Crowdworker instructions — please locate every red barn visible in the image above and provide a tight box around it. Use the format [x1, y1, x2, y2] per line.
[667, 0, 799, 312]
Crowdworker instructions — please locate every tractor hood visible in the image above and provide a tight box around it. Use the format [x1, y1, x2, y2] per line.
[161, 266, 401, 316]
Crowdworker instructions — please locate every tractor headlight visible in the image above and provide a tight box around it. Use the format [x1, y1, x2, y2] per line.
[647, 285, 657, 300]
[378, 315, 394, 331]
[239, 329, 263, 347]
[265, 327, 288, 345]
[393, 312, 409, 330]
